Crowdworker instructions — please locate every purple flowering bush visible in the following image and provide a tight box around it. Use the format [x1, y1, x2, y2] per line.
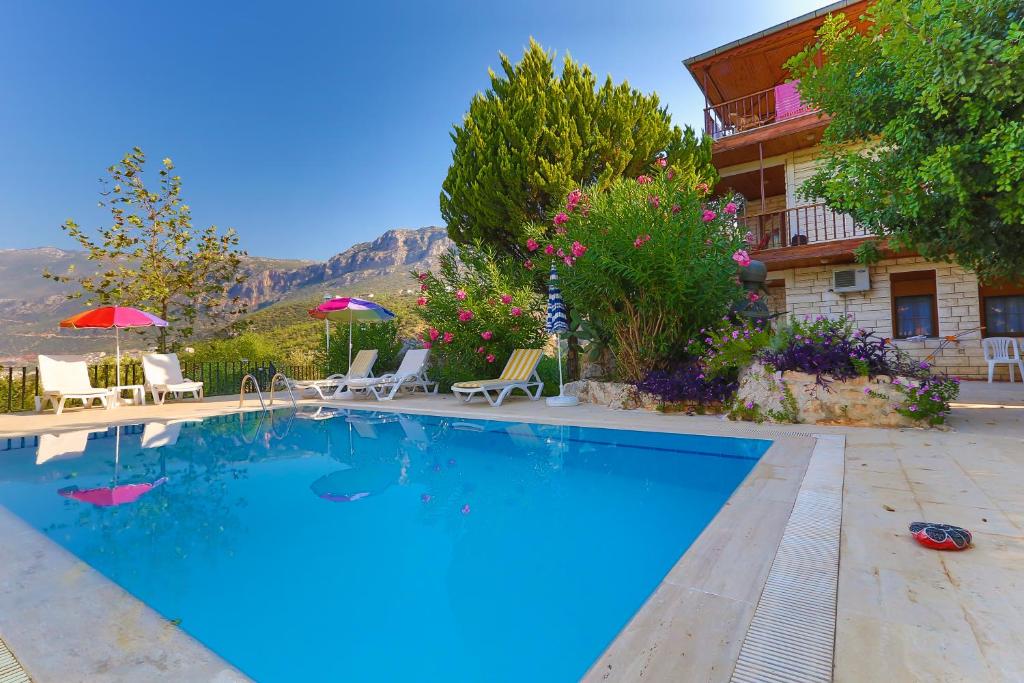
[636, 363, 739, 409]
[869, 374, 961, 425]
[760, 316, 914, 385]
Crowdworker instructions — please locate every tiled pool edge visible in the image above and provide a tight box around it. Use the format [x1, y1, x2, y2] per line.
[0, 507, 250, 683]
[730, 434, 844, 682]
[582, 434, 836, 681]
[0, 635, 31, 683]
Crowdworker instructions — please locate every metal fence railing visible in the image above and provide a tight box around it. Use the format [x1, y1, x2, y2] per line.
[0, 360, 322, 414]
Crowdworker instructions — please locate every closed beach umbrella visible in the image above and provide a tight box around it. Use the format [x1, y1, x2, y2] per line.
[309, 298, 395, 396]
[60, 306, 168, 386]
[545, 264, 577, 407]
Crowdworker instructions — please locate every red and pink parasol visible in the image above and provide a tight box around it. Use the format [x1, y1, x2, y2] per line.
[60, 306, 168, 387]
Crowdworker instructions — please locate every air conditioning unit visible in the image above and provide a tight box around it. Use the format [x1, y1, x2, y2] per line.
[833, 267, 870, 293]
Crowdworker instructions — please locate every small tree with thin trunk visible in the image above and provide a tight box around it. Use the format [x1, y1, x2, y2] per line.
[45, 148, 248, 351]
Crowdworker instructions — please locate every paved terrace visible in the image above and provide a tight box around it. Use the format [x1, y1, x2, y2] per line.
[0, 381, 1021, 681]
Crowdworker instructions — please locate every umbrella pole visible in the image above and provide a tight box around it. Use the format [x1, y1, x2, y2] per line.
[334, 310, 356, 399]
[113, 425, 120, 486]
[115, 327, 121, 388]
[556, 333, 564, 396]
[546, 332, 579, 407]
[348, 310, 354, 371]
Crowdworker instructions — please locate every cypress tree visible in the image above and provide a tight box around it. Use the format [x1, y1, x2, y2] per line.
[441, 39, 714, 263]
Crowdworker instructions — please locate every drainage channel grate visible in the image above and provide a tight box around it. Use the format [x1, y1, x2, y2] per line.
[0, 637, 31, 683]
[730, 434, 844, 683]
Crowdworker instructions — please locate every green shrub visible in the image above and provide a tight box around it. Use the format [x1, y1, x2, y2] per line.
[522, 165, 746, 382]
[323, 319, 403, 375]
[414, 251, 548, 391]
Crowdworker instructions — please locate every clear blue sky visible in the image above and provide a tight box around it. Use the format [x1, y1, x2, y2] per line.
[0, 0, 826, 260]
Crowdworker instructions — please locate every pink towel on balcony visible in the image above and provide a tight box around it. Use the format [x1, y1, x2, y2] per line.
[775, 81, 813, 121]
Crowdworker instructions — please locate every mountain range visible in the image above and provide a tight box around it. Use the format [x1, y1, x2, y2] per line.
[0, 226, 452, 362]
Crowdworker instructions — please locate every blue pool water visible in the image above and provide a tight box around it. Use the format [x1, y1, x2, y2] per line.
[0, 409, 769, 681]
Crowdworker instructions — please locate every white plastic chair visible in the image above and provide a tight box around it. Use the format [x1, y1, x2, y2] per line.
[982, 337, 1024, 383]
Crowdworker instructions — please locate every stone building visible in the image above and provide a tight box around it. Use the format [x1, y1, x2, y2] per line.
[683, 0, 1022, 379]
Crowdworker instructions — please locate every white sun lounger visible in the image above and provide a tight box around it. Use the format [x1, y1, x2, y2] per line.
[451, 349, 545, 406]
[345, 348, 437, 401]
[142, 353, 204, 405]
[35, 355, 113, 415]
[287, 350, 378, 399]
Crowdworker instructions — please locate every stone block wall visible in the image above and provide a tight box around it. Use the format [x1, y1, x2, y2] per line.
[769, 257, 1003, 380]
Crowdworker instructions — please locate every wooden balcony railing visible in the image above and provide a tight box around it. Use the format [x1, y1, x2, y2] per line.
[704, 81, 818, 139]
[740, 204, 867, 250]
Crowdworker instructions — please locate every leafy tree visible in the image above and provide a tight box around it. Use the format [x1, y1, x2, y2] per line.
[787, 0, 1024, 280]
[45, 148, 248, 350]
[441, 38, 715, 264]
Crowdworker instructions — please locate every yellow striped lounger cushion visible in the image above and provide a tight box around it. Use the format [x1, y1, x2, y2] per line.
[499, 349, 543, 381]
[453, 349, 543, 389]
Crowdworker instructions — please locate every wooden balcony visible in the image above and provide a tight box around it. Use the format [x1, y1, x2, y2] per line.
[704, 81, 818, 140]
[740, 203, 876, 269]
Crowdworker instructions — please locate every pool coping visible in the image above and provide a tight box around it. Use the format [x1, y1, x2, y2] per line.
[0, 397, 835, 681]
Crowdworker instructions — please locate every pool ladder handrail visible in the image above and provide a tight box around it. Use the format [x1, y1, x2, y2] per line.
[238, 372, 297, 409]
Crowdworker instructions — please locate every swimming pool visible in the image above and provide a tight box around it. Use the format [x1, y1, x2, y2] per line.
[0, 408, 769, 681]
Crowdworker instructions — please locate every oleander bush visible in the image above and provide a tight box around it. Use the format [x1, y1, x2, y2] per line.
[413, 250, 547, 391]
[522, 164, 747, 381]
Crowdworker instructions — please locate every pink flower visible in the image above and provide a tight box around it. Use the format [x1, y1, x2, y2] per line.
[563, 256, 574, 266]
[748, 292, 760, 302]
[428, 328, 440, 341]
[524, 259, 534, 270]
[486, 354, 496, 363]
[553, 212, 569, 226]
[500, 294, 513, 304]
[420, 283, 429, 292]
[744, 231, 757, 247]
[671, 204, 680, 214]
[510, 307, 522, 317]
[696, 182, 710, 194]
[702, 210, 716, 222]
[455, 289, 467, 301]
[655, 157, 667, 167]
[526, 238, 539, 252]
[648, 194, 660, 208]
[571, 241, 587, 258]
[481, 330, 493, 340]
[544, 244, 555, 255]
[667, 169, 675, 180]
[634, 237, 644, 248]
[556, 248, 565, 258]
[732, 249, 752, 267]
[416, 297, 427, 306]
[418, 272, 428, 281]
[566, 189, 583, 211]
[476, 346, 485, 354]
[422, 341, 432, 349]
[458, 309, 474, 322]
[442, 331, 454, 343]
[725, 202, 738, 215]
[636, 175, 653, 184]
[555, 226, 567, 235]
